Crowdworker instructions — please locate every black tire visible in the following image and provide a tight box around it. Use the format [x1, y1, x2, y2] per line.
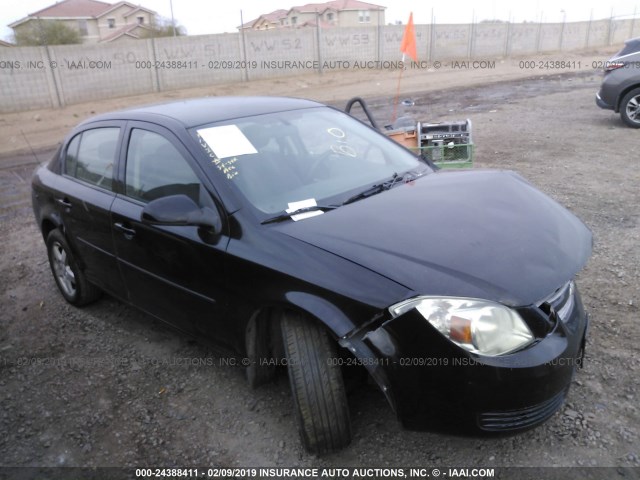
[46, 229, 101, 306]
[281, 311, 352, 454]
[620, 88, 640, 128]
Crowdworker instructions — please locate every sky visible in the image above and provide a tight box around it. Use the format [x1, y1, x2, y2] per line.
[1, 0, 638, 42]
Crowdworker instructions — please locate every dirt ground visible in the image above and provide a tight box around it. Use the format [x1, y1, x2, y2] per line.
[1, 47, 640, 475]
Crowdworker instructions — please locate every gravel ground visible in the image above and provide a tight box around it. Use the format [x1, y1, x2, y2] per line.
[0, 61, 639, 478]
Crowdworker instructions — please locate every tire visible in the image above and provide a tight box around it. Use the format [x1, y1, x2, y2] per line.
[46, 229, 101, 306]
[281, 311, 352, 454]
[620, 88, 640, 128]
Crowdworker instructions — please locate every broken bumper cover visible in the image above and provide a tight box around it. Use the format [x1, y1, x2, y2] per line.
[341, 285, 588, 433]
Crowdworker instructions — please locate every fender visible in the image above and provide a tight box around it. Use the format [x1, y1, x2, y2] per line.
[284, 291, 357, 338]
[37, 201, 64, 238]
[338, 316, 399, 414]
[285, 290, 398, 412]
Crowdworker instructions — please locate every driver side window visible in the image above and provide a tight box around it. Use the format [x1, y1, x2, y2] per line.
[125, 129, 202, 204]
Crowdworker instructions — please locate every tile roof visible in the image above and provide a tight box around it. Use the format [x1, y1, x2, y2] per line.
[241, 9, 288, 29]
[97, 1, 155, 18]
[9, 0, 157, 32]
[122, 6, 156, 18]
[27, 0, 112, 18]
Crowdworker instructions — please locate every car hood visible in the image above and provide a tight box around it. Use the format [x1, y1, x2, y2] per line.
[275, 170, 592, 307]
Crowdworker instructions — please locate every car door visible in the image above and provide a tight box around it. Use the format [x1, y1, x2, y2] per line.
[110, 122, 234, 344]
[56, 122, 127, 298]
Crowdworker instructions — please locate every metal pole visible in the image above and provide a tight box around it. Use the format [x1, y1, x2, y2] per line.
[558, 10, 566, 51]
[376, 8, 381, 63]
[316, 10, 322, 74]
[37, 15, 63, 108]
[630, 6, 637, 38]
[240, 10, 248, 81]
[469, 10, 476, 59]
[151, 37, 161, 91]
[586, 9, 593, 48]
[504, 12, 512, 57]
[429, 8, 435, 62]
[169, 0, 176, 36]
[608, 8, 614, 45]
[535, 11, 543, 53]
[558, 10, 567, 51]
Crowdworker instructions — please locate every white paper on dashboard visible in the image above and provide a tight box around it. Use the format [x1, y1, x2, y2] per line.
[197, 125, 258, 159]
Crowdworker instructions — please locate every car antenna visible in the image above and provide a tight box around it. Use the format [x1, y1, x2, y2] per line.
[21, 129, 41, 165]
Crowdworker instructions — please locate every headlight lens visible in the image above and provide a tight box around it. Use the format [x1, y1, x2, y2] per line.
[389, 297, 534, 356]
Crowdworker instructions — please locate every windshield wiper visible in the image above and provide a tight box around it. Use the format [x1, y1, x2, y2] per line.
[261, 205, 338, 225]
[403, 167, 431, 182]
[342, 172, 404, 206]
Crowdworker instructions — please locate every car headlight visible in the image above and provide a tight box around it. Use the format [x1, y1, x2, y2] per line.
[389, 297, 534, 356]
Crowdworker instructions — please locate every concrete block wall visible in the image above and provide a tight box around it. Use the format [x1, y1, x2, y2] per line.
[51, 41, 155, 105]
[320, 27, 377, 65]
[0, 17, 637, 113]
[244, 28, 318, 80]
[611, 19, 640, 45]
[560, 21, 589, 50]
[155, 34, 243, 89]
[0, 46, 58, 111]
[472, 23, 509, 57]
[431, 24, 470, 60]
[508, 24, 541, 55]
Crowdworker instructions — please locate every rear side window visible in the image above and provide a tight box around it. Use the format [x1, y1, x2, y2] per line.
[125, 129, 201, 203]
[64, 127, 119, 190]
[616, 40, 640, 58]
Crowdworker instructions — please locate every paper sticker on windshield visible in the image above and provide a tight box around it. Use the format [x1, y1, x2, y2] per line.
[197, 125, 257, 159]
[287, 199, 323, 222]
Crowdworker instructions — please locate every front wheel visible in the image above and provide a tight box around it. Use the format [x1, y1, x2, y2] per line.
[281, 312, 352, 454]
[620, 88, 640, 128]
[46, 229, 101, 306]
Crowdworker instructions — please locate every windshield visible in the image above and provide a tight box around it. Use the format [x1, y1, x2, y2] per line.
[191, 106, 429, 215]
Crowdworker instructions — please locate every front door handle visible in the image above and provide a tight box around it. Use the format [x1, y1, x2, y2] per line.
[56, 197, 72, 208]
[114, 222, 136, 238]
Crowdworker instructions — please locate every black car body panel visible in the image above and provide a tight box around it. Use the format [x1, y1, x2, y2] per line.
[276, 169, 591, 308]
[342, 283, 587, 431]
[32, 96, 593, 437]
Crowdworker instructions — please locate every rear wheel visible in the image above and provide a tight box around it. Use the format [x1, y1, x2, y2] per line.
[46, 229, 101, 306]
[620, 88, 640, 128]
[281, 311, 352, 454]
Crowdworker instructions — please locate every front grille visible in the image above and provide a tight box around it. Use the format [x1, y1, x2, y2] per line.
[477, 390, 566, 431]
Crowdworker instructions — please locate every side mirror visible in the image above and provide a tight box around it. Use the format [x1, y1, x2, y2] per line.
[141, 194, 222, 233]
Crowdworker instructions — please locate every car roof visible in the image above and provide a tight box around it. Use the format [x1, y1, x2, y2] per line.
[625, 36, 640, 48]
[81, 96, 325, 129]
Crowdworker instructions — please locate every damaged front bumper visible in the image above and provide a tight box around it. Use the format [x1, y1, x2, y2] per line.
[340, 283, 588, 433]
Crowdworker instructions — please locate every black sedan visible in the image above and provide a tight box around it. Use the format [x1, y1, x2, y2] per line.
[32, 97, 592, 454]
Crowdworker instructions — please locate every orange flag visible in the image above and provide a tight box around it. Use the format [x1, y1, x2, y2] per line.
[400, 12, 418, 63]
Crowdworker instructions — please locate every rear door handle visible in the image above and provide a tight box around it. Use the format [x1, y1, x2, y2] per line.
[114, 222, 136, 238]
[56, 198, 72, 208]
